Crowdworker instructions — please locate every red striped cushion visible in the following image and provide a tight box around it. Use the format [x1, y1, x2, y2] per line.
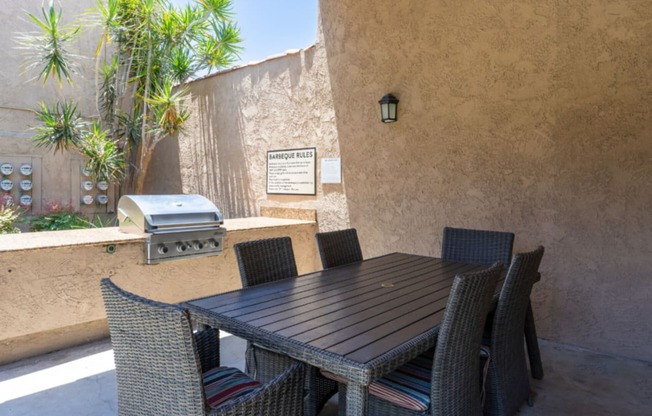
[325, 347, 489, 412]
[322, 353, 432, 411]
[369, 353, 433, 411]
[203, 366, 261, 408]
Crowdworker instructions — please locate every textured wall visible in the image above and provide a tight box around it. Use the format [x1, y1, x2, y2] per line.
[319, 0, 652, 361]
[0, 219, 319, 364]
[144, 46, 351, 232]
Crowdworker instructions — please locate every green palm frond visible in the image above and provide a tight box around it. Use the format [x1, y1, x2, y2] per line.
[198, 0, 234, 20]
[99, 58, 118, 123]
[115, 110, 142, 147]
[168, 47, 193, 83]
[32, 101, 87, 153]
[17, 0, 81, 86]
[92, 0, 120, 56]
[145, 79, 190, 136]
[199, 19, 242, 71]
[79, 123, 125, 182]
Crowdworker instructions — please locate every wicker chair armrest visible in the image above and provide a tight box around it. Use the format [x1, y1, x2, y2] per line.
[194, 327, 221, 373]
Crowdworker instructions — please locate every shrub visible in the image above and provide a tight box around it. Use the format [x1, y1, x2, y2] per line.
[30, 201, 87, 232]
[0, 202, 22, 234]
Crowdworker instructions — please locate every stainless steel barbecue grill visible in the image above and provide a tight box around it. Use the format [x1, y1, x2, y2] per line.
[117, 194, 225, 264]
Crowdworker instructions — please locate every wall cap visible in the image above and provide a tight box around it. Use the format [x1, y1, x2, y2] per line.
[0, 217, 315, 252]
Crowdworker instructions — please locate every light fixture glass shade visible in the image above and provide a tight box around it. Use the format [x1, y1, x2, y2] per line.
[378, 94, 399, 123]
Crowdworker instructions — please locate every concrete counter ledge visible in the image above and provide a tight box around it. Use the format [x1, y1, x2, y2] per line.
[0, 216, 319, 365]
[0, 227, 142, 252]
[0, 217, 315, 251]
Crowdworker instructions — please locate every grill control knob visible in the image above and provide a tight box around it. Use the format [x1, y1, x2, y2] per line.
[209, 239, 220, 249]
[192, 241, 204, 250]
[157, 245, 169, 255]
[176, 243, 187, 252]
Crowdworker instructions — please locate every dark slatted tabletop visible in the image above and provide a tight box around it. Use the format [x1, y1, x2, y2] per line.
[183, 253, 486, 387]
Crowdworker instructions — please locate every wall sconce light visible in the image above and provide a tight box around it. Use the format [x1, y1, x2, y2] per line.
[378, 93, 399, 123]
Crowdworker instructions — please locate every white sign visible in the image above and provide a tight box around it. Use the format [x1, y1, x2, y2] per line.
[267, 148, 316, 195]
[321, 158, 341, 184]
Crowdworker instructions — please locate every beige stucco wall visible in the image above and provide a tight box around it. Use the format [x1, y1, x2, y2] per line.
[144, 45, 351, 232]
[319, 0, 652, 362]
[0, 0, 117, 216]
[27, 0, 647, 364]
[0, 218, 319, 365]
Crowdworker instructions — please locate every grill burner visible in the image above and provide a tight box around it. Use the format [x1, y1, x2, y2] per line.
[117, 194, 225, 264]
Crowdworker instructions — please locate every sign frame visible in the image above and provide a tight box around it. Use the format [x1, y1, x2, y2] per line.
[266, 147, 317, 195]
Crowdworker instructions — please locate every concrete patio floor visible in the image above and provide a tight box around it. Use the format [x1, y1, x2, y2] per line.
[0, 336, 650, 416]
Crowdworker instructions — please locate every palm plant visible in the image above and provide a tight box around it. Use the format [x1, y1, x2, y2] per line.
[16, 0, 80, 85]
[32, 101, 87, 153]
[78, 123, 125, 182]
[18, 0, 242, 193]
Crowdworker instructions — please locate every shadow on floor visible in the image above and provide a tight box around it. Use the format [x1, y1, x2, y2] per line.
[1, 337, 650, 416]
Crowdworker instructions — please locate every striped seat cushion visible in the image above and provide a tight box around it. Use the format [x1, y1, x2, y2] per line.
[203, 366, 262, 408]
[324, 347, 491, 412]
[368, 352, 434, 411]
[368, 346, 492, 412]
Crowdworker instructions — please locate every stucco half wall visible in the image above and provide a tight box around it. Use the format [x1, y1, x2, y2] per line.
[0, 218, 319, 365]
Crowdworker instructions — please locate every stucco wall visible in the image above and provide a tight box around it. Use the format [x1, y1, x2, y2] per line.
[0, 218, 319, 365]
[318, 0, 652, 362]
[0, 0, 116, 215]
[144, 46, 351, 232]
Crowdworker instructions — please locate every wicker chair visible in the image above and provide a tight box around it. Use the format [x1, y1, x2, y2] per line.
[484, 246, 545, 416]
[315, 228, 363, 269]
[362, 263, 502, 416]
[233, 237, 338, 416]
[441, 226, 544, 380]
[234, 236, 298, 288]
[100, 278, 304, 416]
[441, 226, 515, 266]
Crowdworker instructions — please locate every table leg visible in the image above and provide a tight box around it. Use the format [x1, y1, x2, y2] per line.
[345, 382, 369, 416]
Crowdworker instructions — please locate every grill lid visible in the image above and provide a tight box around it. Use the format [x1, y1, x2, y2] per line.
[117, 194, 223, 234]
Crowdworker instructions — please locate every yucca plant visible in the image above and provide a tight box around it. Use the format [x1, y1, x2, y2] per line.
[98, 58, 118, 125]
[16, 0, 80, 86]
[146, 79, 190, 137]
[32, 100, 87, 153]
[18, 0, 243, 194]
[79, 123, 125, 182]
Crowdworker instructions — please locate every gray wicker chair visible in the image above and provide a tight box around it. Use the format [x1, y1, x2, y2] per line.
[483, 246, 544, 416]
[441, 226, 544, 380]
[233, 237, 338, 416]
[234, 236, 298, 288]
[441, 226, 515, 266]
[362, 263, 502, 416]
[315, 228, 363, 269]
[100, 278, 304, 416]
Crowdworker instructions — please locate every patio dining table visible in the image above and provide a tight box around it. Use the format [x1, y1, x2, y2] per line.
[183, 252, 488, 416]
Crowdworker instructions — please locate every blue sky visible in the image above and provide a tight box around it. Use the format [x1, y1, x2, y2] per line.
[170, 0, 318, 66]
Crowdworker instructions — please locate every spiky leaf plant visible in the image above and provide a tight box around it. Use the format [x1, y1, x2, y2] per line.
[78, 123, 125, 182]
[32, 101, 87, 153]
[16, 0, 80, 85]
